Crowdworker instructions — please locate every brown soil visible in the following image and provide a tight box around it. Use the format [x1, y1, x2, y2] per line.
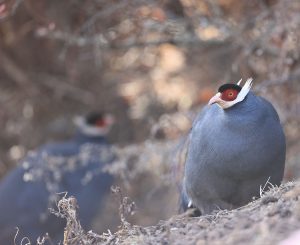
[111, 181, 300, 245]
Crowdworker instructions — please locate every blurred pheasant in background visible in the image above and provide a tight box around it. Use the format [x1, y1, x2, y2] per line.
[0, 112, 115, 244]
[181, 79, 286, 215]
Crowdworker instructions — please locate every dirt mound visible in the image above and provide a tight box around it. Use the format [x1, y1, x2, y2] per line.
[114, 182, 300, 245]
[46, 181, 300, 245]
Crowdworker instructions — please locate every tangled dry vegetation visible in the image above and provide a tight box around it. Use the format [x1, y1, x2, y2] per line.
[30, 181, 300, 245]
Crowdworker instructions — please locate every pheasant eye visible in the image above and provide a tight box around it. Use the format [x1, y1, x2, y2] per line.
[221, 89, 238, 101]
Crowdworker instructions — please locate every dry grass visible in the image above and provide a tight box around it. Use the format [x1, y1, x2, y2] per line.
[24, 181, 300, 245]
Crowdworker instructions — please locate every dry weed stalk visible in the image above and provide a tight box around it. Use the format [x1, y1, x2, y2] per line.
[111, 186, 136, 231]
[50, 195, 90, 245]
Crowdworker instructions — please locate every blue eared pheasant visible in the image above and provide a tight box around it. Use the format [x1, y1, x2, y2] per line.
[181, 79, 286, 214]
[0, 112, 115, 243]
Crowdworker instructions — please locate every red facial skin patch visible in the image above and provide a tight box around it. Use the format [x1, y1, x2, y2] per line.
[96, 119, 107, 127]
[221, 89, 239, 101]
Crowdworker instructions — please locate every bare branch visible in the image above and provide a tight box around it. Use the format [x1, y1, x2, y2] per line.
[35, 28, 228, 49]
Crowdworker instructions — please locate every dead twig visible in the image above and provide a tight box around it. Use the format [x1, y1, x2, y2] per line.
[111, 186, 136, 230]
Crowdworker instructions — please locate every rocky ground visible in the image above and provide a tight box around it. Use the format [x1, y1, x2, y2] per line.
[48, 181, 300, 245]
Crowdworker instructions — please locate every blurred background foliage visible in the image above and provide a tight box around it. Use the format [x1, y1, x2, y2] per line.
[0, 0, 300, 233]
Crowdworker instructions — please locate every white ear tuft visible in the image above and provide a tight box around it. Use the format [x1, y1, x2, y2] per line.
[235, 78, 253, 103]
[73, 116, 84, 127]
[236, 79, 242, 86]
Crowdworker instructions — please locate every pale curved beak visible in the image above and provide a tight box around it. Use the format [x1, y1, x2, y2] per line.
[208, 92, 222, 105]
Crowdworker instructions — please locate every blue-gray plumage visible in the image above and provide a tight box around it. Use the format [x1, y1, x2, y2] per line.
[0, 113, 115, 244]
[182, 79, 286, 214]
